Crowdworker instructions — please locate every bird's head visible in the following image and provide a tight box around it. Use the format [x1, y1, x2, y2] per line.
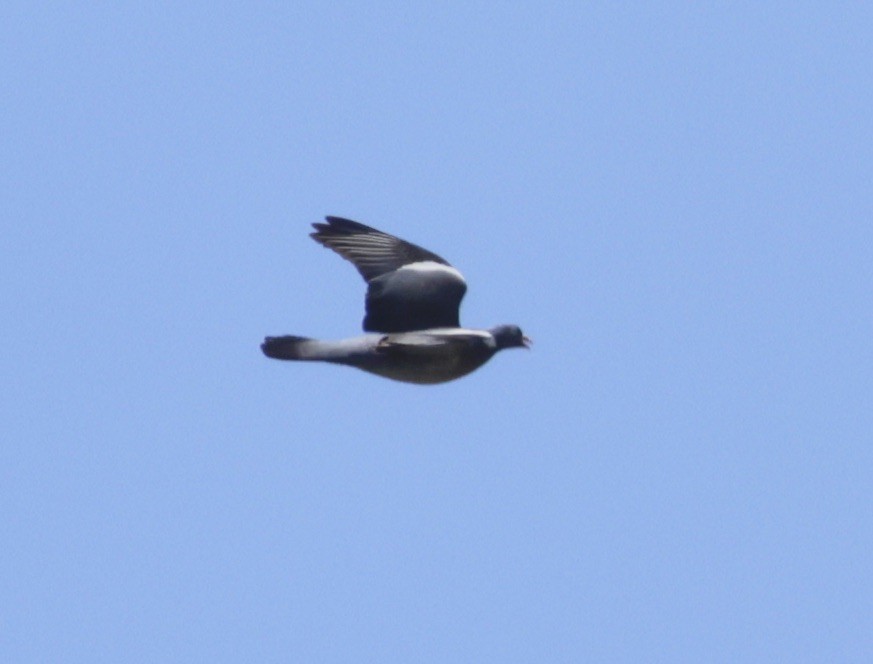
[490, 324, 532, 350]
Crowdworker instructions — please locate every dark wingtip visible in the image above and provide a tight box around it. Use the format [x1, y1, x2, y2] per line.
[324, 215, 360, 225]
[310, 216, 376, 244]
[318, 216, 372, 232]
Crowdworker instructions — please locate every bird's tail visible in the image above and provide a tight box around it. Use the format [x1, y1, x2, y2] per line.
[261, 335, 320, 360]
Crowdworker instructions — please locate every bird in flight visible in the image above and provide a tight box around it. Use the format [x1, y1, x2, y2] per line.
[261, 216, 530, 384]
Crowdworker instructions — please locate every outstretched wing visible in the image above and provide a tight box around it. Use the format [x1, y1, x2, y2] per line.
[375, 329, 494, 354]
[310, 217, 467, 333]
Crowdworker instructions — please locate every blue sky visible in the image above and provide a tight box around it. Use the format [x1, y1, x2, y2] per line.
[2, 3, 871, 661]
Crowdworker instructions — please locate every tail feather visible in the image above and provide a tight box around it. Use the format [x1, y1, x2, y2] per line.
[261, 335, 314, 360]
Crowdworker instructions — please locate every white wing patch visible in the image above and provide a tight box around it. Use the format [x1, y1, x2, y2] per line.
[399, 261, 466, 284]
[422, 327, 492, 338]
[382, 328, 497, 349]
[421, 328, 497, 348]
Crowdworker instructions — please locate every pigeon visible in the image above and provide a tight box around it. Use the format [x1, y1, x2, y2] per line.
[261, 216, 530, 384]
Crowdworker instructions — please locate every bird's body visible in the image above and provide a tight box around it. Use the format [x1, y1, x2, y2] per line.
[262, 217, 529, 384]
[263, 326, 522, 385]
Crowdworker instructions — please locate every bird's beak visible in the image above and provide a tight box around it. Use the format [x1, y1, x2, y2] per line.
[522, 336, 532, 349]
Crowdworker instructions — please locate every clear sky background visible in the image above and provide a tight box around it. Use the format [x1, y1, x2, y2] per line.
[2, 3, 871, 662]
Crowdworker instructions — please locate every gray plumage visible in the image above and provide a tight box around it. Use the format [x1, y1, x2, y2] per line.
[310, 216, 466, 333]
[262, 217, 529, 384]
